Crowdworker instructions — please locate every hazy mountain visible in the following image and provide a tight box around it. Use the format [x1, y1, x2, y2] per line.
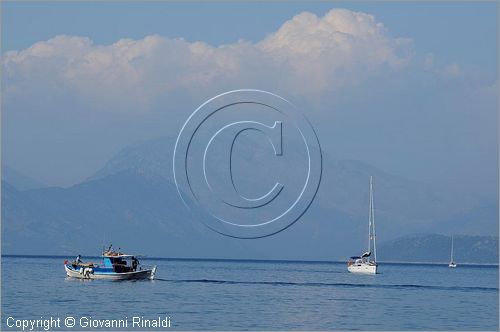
[1, 180, 89, 255]
[88, 136, 175, 182]
[2, 172, 256, 257]
[2, 135, 498, 261]
[1, 171, 366, 260]
[378, 234, 498, 264]
[87, 135, 498, 237]
[1, 166, 46, 191]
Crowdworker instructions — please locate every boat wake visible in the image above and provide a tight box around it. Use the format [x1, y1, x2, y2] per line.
[155, 278, 498, 293]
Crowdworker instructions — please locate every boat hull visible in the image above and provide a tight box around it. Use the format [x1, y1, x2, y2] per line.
[348, 263, 377, 275]
[65, 264, 157, 280]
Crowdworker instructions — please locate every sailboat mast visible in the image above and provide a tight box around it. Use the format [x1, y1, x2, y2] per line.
[371, 176, 377, 263]
[368, 176, 372, 253]
[450, 236, 454, 261]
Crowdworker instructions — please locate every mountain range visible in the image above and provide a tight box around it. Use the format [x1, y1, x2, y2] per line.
[1, 166, 46, 191]
[2, 135, 498, 262]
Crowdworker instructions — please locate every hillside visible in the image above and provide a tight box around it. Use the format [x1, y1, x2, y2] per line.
[378, 234, 498, 264]
[1, 166, 46, 191]
[2, 135, 498, 261]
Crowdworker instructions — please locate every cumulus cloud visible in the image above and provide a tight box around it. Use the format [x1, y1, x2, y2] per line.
[259, 9, 411, 89]
[3, 9, 413, 112]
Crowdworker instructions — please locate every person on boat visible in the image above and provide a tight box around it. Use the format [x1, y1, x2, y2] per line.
[132, 257, 138, 271]
[104, 244, 113, 255]
[72, 255, 83, 267]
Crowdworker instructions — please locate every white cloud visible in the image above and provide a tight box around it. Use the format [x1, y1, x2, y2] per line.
[260, 9, 409, 67]
[440, 62, 463, 79]
[3, 9, 413, 112]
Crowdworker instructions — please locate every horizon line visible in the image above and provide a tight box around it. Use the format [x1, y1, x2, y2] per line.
[2, 254, 498, 267]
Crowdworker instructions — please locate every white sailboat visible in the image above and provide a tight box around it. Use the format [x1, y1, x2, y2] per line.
[448, 236, 457, 268]
[348, 176, 378, 275]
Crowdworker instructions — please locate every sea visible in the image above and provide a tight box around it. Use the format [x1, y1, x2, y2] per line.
[1, 255, 498, 330]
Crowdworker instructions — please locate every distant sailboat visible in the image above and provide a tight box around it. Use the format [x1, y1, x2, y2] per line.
[348, 176, 377, 274]
[449, 236, 457, 268]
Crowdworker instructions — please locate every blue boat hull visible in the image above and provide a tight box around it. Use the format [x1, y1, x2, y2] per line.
[65, 264, 157, 280]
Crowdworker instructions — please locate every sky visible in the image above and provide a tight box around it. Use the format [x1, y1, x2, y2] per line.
[1, 1, 498, 201]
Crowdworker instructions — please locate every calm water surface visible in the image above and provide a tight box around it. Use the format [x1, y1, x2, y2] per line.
[2, 256, 498, 330]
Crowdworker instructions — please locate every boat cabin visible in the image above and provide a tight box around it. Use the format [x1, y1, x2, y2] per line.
[102, 254, 139, 273]
[348, 256, 363, 266]
[348, 252, 371, 266]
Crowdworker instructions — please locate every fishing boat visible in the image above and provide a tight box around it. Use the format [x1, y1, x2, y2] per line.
[64, 246, 157, 280]
[348, 176, 378, 275]
[448, 236, 457, 268]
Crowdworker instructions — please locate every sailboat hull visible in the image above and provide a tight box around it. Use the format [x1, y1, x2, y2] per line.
[348, 263, 377, 275]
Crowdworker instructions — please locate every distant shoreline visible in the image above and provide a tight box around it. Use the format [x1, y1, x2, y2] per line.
[2, 254, 498, 267]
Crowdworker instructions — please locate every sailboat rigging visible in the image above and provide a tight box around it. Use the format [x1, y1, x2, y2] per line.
[449, 236, 457, 268]
[348, 176, 378, 275]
